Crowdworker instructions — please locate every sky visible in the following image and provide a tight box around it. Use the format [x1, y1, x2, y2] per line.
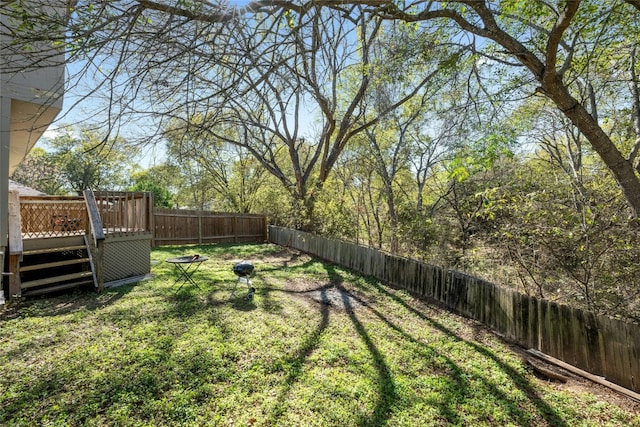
[39, 0, 327, 170]
[40, 0, 258, 168]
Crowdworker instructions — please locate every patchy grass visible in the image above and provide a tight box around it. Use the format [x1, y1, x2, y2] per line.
[1, 243, 638, 426]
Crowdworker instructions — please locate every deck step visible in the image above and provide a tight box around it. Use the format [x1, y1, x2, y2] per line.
[21, 280, 95, 297]
[17, 235, 98, 297]
[19, 258, 91, 272]
[22, 245, 87, 256]
[20, 271, 95, 289]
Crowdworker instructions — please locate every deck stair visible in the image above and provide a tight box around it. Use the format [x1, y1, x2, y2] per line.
[18, 235, 97, 297]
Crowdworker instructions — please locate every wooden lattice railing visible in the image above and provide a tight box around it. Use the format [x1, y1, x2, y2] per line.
[19, 196, 89, 238]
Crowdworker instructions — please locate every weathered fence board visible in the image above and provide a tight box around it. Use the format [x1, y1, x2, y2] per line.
[268, 226, 640, 394]
[628, 325, 640, 392]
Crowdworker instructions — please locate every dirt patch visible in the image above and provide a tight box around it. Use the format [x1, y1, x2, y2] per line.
[268, 252, 368, 311]
[257, 248, 311, 266]
[299, 285, 366, 311]
[277, 275, 367, 311]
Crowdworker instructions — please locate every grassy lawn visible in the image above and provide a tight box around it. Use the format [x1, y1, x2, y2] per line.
[1, 243, 639, 426]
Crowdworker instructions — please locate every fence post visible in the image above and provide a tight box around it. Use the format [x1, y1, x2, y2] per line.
[149, 194, 156, 247]
[263, 216, 268, 242]
[233, 215, 238, 243]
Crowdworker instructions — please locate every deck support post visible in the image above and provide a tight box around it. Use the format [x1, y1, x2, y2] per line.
[7, 191, 23, 297]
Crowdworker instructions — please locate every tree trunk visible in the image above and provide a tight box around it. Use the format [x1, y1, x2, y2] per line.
[459, 0, 640, 219]
[543, 76, 640, 218]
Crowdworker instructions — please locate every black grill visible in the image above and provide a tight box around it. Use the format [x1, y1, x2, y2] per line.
[233, 262, 254, 277]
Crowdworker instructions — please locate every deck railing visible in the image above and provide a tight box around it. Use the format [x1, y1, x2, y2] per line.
[17, 191, 155, 239]
[17, 191, 266, 246]
[19, 195, 89, 238]
[93, 191, 154, 238]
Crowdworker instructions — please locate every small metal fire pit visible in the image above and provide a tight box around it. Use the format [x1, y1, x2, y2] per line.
[233, 262, 255, 299]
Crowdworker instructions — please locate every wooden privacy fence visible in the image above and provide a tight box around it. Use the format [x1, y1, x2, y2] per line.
[268, 226, 640, 394]
[153, 208, 267, 246]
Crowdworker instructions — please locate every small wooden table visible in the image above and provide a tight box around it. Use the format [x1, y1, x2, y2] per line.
[166, 255, 208, 291]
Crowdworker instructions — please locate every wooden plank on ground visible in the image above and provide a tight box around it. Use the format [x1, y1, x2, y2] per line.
[528, 349, 640, 402]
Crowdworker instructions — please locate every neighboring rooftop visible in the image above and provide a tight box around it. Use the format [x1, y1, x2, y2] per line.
[8, 179, 47, 197]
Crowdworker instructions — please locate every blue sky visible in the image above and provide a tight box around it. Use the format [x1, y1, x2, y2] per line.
[41, 0, 329, 169]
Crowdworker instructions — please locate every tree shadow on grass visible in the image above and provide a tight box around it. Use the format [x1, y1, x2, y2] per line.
[157, 244, 309, 316]
[0, 285, 135, 362]
[322, 264, 399, 426]
[135, 247, 566, 425]
[204, 256, 400, 425]
[264, 286, 331, 425]
[0, 327, 215, 426]
[361, 276, 570, 427]
[313, 263, 570, 426]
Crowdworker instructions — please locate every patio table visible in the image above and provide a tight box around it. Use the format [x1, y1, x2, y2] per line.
[166, 255, 208, 291]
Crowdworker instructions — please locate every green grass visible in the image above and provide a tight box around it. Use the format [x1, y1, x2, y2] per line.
[1, 243, 638, 426]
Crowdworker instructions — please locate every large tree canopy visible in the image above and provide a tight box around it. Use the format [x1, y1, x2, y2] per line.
[5, 0, 454, 227]
[3, 0, 640, 218]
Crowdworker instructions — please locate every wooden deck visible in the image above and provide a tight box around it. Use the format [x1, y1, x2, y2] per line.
[7, 191, 154, 298]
